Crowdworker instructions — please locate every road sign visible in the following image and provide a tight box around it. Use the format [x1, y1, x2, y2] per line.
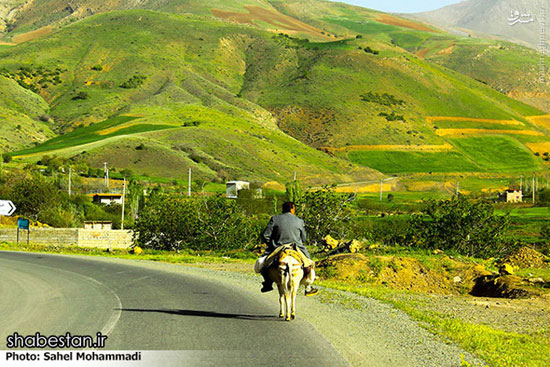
[0, 200, 16, 216]
[18, 219, 29, 230]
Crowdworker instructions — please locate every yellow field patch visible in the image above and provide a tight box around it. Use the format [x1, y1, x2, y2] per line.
[525, 142, 550, 155]
[406, 181, 443, 192]
[97, 122, 144, 135]
[526, 115, 550, 129]
[426, 116, 523, 126]
[436, 129, 543, 137]
[262, 181, 286, 191]
[12, 26, 52, 43]
[321, 143, 453, 153]
[335, 183, 391, 193]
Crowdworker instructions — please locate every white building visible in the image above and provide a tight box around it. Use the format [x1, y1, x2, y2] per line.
[89, 193, 123, 205]
[498, 189, 522, 203]
[226, 181, 250, 199]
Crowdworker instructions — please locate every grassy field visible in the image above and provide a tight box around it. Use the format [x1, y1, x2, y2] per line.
[450, 136, 540, 172]
[14, 115, 177, 157]
[348, 150, 480, 173]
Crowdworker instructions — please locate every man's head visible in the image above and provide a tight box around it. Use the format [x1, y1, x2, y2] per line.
[282, 201, 295, 214]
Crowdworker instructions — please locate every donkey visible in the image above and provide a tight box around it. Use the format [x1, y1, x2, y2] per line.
[267, 246, 315, 321]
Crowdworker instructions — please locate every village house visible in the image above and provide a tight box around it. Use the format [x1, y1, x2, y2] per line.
[498, 189, 522, 203]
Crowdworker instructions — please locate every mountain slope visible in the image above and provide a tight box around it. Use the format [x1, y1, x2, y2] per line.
[408, 0, 550, 50]
[0, 4, 549, 179]
[0, 76, 55, 151]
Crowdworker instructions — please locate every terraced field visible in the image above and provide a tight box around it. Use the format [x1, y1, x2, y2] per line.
[14, 115, 178, 158]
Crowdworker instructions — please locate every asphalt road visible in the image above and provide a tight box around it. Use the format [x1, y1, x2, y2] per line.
[0, 251, 348, 366]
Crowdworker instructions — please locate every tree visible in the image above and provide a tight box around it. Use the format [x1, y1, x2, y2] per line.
[134, 193, 199, 251]
[2, 154, 12, 163]
[295, 186, 355, 246]
[285, 180, 304, 203]
[407, 197, 512, 257]
[196, 196, 256, 250]
[10, 175, 62, 219]
[134, 194, 259, 252]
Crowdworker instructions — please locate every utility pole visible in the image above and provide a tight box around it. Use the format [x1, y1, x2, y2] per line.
[68, 167, 72, 196]
[294, 171, 297, 181]
[104, 162, 109, 190]
[456, 181, 460, 197]
[188, 168, 191, 197]
[121, 178, 126, 230]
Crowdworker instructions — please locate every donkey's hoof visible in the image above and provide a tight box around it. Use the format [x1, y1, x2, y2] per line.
[279, 314, 284, 318]
[291, 314, 295, 320]
[285, 317, 291, 321]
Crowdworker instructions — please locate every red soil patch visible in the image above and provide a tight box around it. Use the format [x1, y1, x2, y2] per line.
[376, 14, 439, 33]
[13, 26, 52, 43]
[436, 43, 455, 56]
[416, 48, 430, 58]
[211, 6, 328, 39]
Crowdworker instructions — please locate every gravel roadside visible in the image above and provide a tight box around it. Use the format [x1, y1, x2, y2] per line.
[88, 256, 485, 367]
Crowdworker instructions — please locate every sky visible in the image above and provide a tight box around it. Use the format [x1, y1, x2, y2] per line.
[332, 0, 464, 13]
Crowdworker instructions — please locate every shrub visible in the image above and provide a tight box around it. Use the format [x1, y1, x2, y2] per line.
[2, 154, 12, 163]
[407, 197, 512, 258]
[91, 64, 103, 71]
[378, 111, 405, 122]
[361, 92, 404, 106]
[72, 91, 89, 100]
[294, 186, 355, 247]
[120, 74, 147, 89]
[134, 194, 258, 251]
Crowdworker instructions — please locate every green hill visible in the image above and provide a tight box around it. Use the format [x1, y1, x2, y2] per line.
[0, 76, 55, 151]
[0, 2, 548, 180]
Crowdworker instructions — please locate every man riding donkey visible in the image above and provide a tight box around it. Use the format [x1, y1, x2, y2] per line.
[256, 201, 318, 296]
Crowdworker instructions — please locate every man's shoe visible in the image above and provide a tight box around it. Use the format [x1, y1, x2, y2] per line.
[305, 287, 319, 297]
[261, 282, 273, 293]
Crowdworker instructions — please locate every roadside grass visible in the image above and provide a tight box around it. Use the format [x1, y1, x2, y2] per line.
[0, 241, 256, 264]
[318, 280, 549, 367]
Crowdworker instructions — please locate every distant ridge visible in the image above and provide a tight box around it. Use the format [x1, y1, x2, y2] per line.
[407, 0, 550, 50]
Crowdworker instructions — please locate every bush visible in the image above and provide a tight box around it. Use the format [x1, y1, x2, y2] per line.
[294, 186, 355, 247]
[72, 91, 89, 100]
[2, 154, 12, 163]
[378, 111, 405, 121]
[407, 197, 511, 258]
[361, 92, 404, 106]
[9, 175, 62, 219]
[134, 194, 259, 251]
[120, 75, 147, 89]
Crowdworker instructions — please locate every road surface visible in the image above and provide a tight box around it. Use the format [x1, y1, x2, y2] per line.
[0, 251, 348, 366]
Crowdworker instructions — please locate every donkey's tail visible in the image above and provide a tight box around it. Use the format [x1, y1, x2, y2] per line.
[282, 263, 291, 293]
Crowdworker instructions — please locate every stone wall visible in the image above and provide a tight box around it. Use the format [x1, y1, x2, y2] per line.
[0, 227, 133, 249]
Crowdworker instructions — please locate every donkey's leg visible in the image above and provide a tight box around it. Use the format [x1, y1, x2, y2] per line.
[290, 279, 297, 320]
[284, 289, 291, 321]
[277, 284, 284, 318]
[303, 267, 316, 291]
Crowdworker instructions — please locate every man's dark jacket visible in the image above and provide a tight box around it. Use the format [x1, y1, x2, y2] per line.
[261, 212, 311, 259]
